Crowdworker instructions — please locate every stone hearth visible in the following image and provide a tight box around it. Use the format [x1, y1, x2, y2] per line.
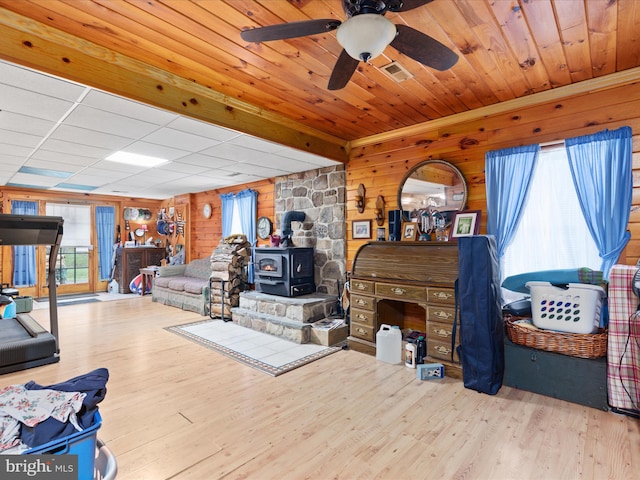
[232, 291, 343, 344]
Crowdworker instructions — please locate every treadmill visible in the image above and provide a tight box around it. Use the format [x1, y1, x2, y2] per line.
[0, 214, 64, 374]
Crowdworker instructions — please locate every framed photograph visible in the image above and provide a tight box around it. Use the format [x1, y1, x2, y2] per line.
[352, 220, 372, 239]
[401, 222, 418, 241]
[449, 210, 481, 239]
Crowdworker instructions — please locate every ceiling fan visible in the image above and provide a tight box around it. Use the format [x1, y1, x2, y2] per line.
[240, 0, 459, 90]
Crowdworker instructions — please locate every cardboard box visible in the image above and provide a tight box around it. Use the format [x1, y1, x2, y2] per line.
[310, 324, 348, 346]
[417, 363, 444, 380]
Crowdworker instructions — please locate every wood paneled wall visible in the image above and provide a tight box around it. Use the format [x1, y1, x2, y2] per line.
[345, 81, 640, 271]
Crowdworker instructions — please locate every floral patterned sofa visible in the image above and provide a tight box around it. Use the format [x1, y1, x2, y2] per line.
[151, 257, 213, 316]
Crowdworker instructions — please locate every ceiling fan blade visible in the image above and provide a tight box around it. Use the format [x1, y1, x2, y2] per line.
[390, 25, 458, 71]
[392, 0, 435, 12]
[241, 19, 341, 43]
[328, 49, 360, 90]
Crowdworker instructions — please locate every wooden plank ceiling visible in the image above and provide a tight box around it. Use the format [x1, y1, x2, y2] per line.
[1, 0, 639, 159]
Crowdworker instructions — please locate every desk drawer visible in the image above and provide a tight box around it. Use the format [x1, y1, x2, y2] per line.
[427, 287, 456, 306]
[351, 294, 375, 311]
[427, 305, 456, 324]
[427, 320, 459, 343]
[376, 282, 426, 302]
[351, 279, 374, 294]
[350, 322, 375, 342]
[427, 338, 459, 363]
[351, 307, 375, 326]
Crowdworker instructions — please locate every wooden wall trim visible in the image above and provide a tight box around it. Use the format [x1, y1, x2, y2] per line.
[0, 8, 349, 164]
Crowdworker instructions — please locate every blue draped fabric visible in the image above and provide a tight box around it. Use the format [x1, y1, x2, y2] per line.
[11, 200, 38, 286]
[96, 206, 116, 280]
[236, 189, 257, 283]
[565, 126, 632, 278]
[485, 144, 540, 260]
[219, 193, 235, 238]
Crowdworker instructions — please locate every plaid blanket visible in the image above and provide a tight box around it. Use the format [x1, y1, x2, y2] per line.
[607, 265, 640, 411]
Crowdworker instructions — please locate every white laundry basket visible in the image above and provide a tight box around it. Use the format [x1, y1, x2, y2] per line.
[525, 281, 605, 334]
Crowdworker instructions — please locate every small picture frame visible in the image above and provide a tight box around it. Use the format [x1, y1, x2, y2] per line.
[449, 210, 481, 239]
[352, 220, 372, 239]
[401, 222, 418, 241]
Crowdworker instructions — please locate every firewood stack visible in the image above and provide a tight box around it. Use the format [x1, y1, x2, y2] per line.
[209, 234, 251, 318]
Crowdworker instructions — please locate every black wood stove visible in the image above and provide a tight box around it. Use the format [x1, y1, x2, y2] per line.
[254, 247, 315, 297]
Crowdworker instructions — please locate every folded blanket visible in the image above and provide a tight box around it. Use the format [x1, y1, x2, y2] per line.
[502, 268, 604, 293]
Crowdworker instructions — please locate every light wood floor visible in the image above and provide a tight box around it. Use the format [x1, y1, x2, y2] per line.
[2, 297, 638, 480]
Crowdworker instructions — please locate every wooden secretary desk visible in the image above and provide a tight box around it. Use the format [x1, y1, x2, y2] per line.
[348, 241, 462, 378]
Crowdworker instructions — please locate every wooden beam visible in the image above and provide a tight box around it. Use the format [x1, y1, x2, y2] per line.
[0, 8, 349, 163]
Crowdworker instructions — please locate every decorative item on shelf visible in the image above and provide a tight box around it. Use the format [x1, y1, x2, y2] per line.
[257, 216, 273, 240]
[401, 222, 418, 241]
[203, 203, 212, 219]
[376, 227, 385, 241]
[140, 223, 148, 244]
[449, 210, 481, 240]
[374, 195, 385, 226]
[352, 220, 371, 239]
[355, 183, 366, 213]
[269, 234, 281, 247]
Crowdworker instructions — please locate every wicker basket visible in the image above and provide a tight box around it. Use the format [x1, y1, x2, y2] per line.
[504, 316, 607, 359]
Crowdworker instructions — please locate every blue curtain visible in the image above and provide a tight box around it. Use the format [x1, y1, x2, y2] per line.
[565, 126, 632, 278]
[485, 144, 540, 260]
[11, 200, 38, 286]
[236, 189, 258, 283]
[96, 206, 116, 280]
[219, 193, 235, 238]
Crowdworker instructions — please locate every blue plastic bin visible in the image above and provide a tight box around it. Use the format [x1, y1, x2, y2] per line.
[24, 411, 102, 480]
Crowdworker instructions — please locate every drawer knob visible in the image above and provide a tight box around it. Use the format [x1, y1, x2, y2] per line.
[434, 310, 453, 320]
[434, 345, 452, 355]
[355, 282, 367, 290]
[356, 298, 366, 306]
[433, 328, 451, 338]
[391, 287, 407, 295]
[356, 327, 367, 335]
[356, 313, 367, 321]
[433, 291, 453, 300]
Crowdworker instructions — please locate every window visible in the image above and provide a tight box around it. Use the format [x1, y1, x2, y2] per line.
[502, 146, 601, 282]
[45, 204, 91, 285]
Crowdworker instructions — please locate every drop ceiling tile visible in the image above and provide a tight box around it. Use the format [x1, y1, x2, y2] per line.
[0, 112, 55, 137]
[176, 153, 236, 169]
[141, 128, 221, 152]
[156, 162, 209, 175]
[22, 159, 81, 174]
[121, 141, 190, 161]
[50, 124, 133, 150]
[0, 60, 85, 101]
[167, 116, 242, 142]
[30, 150, 98, 167]
[81, 90, 178, 125]
[91, 159, 149, 173]
[64, 105, 160, 138]
[228, 134, 285, 153]
[0, 143, 33, 158]
[0, 84, 75, 122]
[8, 172, 62, 187]
[0, 129, 42, 148]
[200, 143, 258, 162]
[38, 138, 112, 159]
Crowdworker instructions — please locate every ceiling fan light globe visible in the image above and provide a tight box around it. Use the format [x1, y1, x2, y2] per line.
[336, 14, 397, 62]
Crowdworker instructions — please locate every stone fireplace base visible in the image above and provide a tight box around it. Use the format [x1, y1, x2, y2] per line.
[231, 291, 347, 345]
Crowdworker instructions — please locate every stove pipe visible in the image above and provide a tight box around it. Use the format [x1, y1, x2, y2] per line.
[280, 210, 305, 247]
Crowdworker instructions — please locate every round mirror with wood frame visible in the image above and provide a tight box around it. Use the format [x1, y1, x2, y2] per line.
[397, 160, 468, 231]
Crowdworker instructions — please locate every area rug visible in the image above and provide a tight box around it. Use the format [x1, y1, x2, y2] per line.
[166, 319, 344, 376]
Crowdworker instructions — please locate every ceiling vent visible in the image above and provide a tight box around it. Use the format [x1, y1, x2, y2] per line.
[381, 61, 413, 82]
